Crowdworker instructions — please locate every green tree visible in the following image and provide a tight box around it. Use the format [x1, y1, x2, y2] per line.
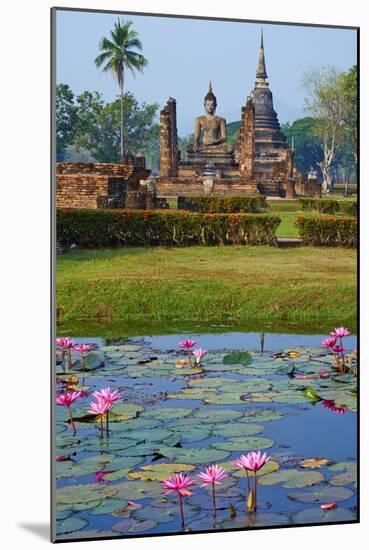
[56, 84, 78, 158]
[94, 18, 148, 159]
[341, 65, 357, 163]
[281, 118, 323, 175]
[303, 66, 346, 192]
[73, 90, 159, 164]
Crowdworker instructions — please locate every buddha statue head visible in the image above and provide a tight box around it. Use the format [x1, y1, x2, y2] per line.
[204, 81, 217, 115]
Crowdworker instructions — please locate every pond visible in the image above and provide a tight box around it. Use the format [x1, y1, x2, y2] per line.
[54, 330, 358, 541]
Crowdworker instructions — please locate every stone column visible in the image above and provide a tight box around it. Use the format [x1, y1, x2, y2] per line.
[306, 173, 321, 197]
[285, 148, 294, 180]
[239, 98, 255, 180]
[160, 98, 178, 177]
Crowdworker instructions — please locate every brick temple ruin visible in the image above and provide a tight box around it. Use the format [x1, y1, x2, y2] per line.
[56, 157, 167, 210]
[156, 31, 320, 200]
[56, 31, 320, 210]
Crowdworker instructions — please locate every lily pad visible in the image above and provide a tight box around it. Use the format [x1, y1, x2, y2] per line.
[112, 517, 157, 534]
[113, 479, 164, 500]
[221, 512, 290, 529]
[291, 507, 357, 525]
[110, 403, 144, 421]
[56, 483, 117, 506]
[122, 428, 173, 442]
[212, 436, 274, 452]
[167, 388, 217, 400]
[141, 407, 192, 420]
[240, 409, 284, 423]
[203, 393, 244, 405]
[128, 463, 196, 481]
[221, 379, 272, 393]
[188, 377, 232, 388]
[300, 457, 333, 469]
[258, 468, 324, 488]
[328, 462, 357, 487]
[223, 352, 253, 365]
[288, 485, 354, 504]
[169, 426, 211, 443]
[192, 409, 243, 424]
[159, 446, 230, 464]
[89, 498, 125, 515]
[211, 423, 264, 438]
[56, 515, 88, 535]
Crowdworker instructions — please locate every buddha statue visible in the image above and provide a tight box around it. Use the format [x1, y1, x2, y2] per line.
[187, 82, 233, 156]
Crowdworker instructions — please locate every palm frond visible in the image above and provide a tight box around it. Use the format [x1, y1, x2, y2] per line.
[94, 50, 114, 68]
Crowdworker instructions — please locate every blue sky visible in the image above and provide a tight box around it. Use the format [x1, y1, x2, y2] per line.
[56, 10, 357, 136]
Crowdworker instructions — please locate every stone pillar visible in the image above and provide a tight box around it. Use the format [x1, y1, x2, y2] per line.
[285, 148, 294, 180]
[160, 98, 178, 177]
[239, 98, 255, 180]
[282, 180, 296, 199]
[139, 177, 157, 210]
[306, 173, 321, 197]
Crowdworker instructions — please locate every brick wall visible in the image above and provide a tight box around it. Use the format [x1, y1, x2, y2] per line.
[156, 177, 260, 197]
[56, 163, 150, 209]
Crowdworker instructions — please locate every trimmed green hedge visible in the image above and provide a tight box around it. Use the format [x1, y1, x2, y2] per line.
[295, 215, 357, 247]
[178, 195, 267, 213]
[57, 209, 280, 247]
[298, 198, 357, 217]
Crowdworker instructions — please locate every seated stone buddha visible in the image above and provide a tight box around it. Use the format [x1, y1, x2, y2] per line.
[187, 82, 233, 157]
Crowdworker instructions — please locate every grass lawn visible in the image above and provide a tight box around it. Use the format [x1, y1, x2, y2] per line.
[57, 246, 356, 328]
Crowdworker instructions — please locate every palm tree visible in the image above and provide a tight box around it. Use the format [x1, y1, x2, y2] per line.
[94, 19, 148, 159]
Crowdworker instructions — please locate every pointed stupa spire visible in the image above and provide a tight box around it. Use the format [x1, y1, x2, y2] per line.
[255, 28, 268, 85]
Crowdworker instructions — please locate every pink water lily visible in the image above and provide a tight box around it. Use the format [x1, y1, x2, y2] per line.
[198, 464, 228, 486]
[322, 336, 337, 349]
[56, 391, 81, 407]
[321, 502, 337, 510]
[88, 399, 113, 416]
[193, 348, 208, 365]
[233, 451, 271, 512]
[60, 337, 75, 369]
[92, 387, 122, 434]
[332, 345, 346, 354]
[162, 473, 196, 497]
[179, 339, 198, 367]
[56, 337, 67, 347]
[88, 399, 113, 435]
[92, 387, 122, 405]
[56, 338, 67, 370]
[63, 337, 75, 349]
[322, 399, 348, 415]
[73, 343, 94, 371]
[162, 473, 196, 529]
[179, 339, 197, 350]
[234, 451, 270, 472]
[322, 328, 353, 374]
[73, 343, 94, 353]
[330, 327, 351, 338]
[95, 471, 110, 484]
[198, 465, 228, 517]
[56, 391, 81, 432]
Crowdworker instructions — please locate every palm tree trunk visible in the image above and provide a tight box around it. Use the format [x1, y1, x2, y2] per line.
[120, 77, 124, 160]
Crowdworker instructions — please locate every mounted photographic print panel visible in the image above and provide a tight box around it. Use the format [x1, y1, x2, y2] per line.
[51, 7, 358, 543]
